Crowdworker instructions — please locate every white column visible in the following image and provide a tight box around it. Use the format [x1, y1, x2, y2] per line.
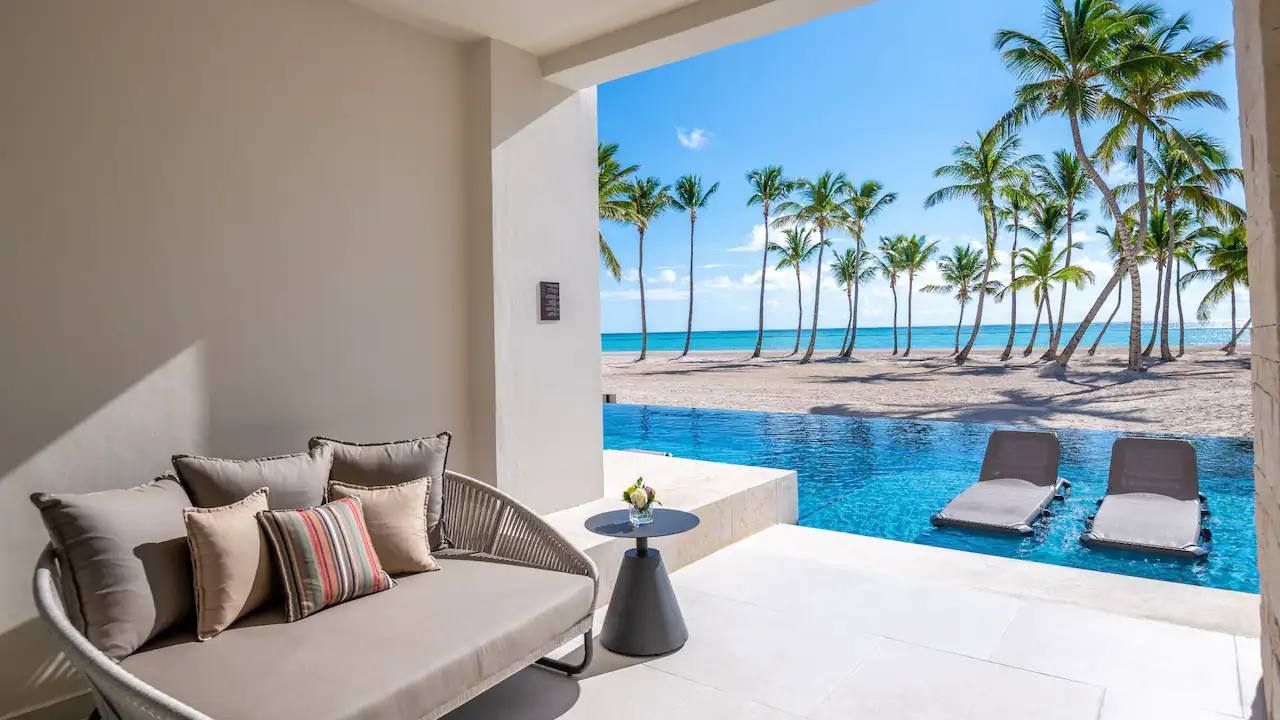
[466, 39, 603, 513]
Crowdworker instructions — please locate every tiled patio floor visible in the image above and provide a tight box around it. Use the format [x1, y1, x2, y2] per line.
[445, 525, 1263, 719]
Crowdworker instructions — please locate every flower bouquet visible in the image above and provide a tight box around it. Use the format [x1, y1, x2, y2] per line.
[622, 477, 659, 525]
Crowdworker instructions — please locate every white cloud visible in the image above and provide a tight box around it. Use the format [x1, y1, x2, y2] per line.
[653, 269, 678, 284]
[600, 287, 688, 301]
[698, 263, 739, 269]
[622, 268, 639, 282]
[1102, 162, 1137, 187]
[676, 127, 711, 149]
[727, 223, 769, 253]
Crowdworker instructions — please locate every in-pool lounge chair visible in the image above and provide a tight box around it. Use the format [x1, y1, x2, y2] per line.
[1080, 436, 1209, 558]
[931, 429, 1069, 536]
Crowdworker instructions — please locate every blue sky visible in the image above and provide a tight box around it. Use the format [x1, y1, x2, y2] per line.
[597, 0, 1245, 335]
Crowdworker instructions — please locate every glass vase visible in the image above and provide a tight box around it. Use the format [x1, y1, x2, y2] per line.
[628, 505, 654, 526]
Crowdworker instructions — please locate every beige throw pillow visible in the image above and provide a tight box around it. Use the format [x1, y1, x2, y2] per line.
[328, 479, 439, 574]
[184, 488, 274, 640]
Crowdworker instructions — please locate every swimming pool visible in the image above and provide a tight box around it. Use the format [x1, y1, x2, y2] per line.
[603, 404, 1259, 593]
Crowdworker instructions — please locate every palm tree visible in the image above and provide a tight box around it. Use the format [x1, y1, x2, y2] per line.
[997, 177, 1037, 360]
[1005, 237, 1096, 357]
[894, 235, 941, 357]
[1034, 150, 1094, 357]
[1087, 222, 1134, 356]
[831, 248, 879, 358]
[925, 129, 1038, 364]
[671, 175, 720, 359]
[746, 167, 793, 359]
[769, 226, 820, 356]
[922, 246, 995, 355]
[774, 171, 854, 362]
[1120, 132, 1242, 359]
[621, 177, 672, 361]
[845, 181, 897, 352]
[874, 236, 906, 355]
[1019, 199, 1067, 355]
[1182, 219, 1249, 354]
[996, 0, 1162, 371]
[598, 142, 637, 281]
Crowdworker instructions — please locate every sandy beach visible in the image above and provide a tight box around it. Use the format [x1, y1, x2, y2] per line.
[603, 345, 1254, 437]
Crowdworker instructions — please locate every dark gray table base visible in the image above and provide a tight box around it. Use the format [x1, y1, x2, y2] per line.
[599, 541, 688, 656]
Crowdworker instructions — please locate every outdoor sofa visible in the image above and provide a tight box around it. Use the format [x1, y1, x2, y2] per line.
[33, 462, 598, 720]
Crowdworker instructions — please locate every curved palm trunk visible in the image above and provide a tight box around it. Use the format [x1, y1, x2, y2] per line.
[1049, 203, 1074, 356]
[957, 200, 998, 365]
[1225, 318, 1252, 351]
[1142, 260, 1163, 357]
[1001, 220, 1021, 361]
[1024, 294, 1044, 356]
[1042, 294, 1055, 360]
[1070, 113, 1142, 371]
[1089, 277, 1123, 356]
[1225, 287, 1238, 355]
[844, 278, 859, 359]
[954, 301, 966, 355]
[681, 215, 696, 358]
[752, 208, 771, 359]
[847, 234, 863, 358]
[904, 273, 915, 357]
[638, 227, 648, 361]
[1159, 195, 1177, 361]
[1058, 268, 1126, 369]
[800, 227, 827, 363]
[890, 281, 900, 355]
[840, 286, 853, 356]
[792, 267, 803, 356]
[1176, 258, 1186, 357]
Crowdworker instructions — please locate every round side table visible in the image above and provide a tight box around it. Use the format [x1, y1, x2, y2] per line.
[584, 508, 700, 656]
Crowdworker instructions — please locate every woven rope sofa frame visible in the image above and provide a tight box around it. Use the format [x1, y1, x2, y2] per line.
[33, 471, 599, 720]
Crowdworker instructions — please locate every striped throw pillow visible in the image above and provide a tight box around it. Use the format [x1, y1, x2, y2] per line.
[258, 496, 394, 621]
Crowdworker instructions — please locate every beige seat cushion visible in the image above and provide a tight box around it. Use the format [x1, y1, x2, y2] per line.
[184, 488, 274, 640]
[121, 557, 593, 720]
[328, 480, 438, 575]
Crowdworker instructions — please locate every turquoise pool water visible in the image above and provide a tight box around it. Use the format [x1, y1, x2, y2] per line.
[603, 404, 1259, 593]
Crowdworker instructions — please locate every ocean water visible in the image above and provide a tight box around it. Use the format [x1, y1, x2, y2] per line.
[604, 404, 1258, 593]
[601, 322, 1247, 353]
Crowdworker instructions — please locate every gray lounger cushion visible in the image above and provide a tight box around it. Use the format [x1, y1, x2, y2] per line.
[173, 445, 333, 510]
[931, 429, 1064, 536]
[1081, 437, 1206, 558]
[120, 556, 593, 720]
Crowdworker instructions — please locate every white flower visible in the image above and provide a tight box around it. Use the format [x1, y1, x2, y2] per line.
[628, 488, 649, 508]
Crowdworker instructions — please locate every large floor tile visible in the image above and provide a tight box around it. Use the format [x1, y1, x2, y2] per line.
[645, 588, 882, 716]
[990, 600, 1242, 716]
[444, 662, 799, 720]
[1237, 636, 1265, 719]
[1098, 689, 1243, 720]
[672, 548, 1021, 659]
[809, 639, 1103, 720]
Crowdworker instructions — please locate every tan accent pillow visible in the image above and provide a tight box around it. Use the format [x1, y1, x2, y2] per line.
[328, 479, 439, 574]
[184, 488, 274, 640]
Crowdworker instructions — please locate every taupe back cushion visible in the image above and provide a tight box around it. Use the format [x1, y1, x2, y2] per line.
[310, 433, 451, 549]
[1108, 437, 1199, 501]
[31, 476, 193, 660]
[979, 429, 1061, 488]
[173, 445, 332, 510]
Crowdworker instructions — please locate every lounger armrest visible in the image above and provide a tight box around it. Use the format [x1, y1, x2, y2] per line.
[439, 471, 599, 605]
[33, 547, 212, 720]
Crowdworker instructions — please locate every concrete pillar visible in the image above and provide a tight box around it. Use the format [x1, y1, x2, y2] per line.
[466, 39, 603, 514]
[1236, 0, 1280, 715]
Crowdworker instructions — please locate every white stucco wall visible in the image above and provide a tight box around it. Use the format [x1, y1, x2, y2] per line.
[469, 40, 604, 513]
[0, 1, 471, 715]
